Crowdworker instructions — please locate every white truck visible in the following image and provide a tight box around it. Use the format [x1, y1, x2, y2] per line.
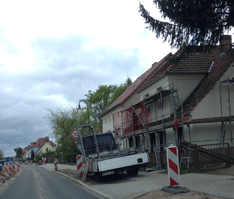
[77, 124, 149, 181]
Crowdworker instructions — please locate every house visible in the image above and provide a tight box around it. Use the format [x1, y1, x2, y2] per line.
[36, 142, 56, 155]
[100, 35, 234, 163]
[22, 145, 32, 159]
[30, 137, 56, 155]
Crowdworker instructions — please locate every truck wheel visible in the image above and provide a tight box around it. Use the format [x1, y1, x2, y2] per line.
[94, 173, 102, 182]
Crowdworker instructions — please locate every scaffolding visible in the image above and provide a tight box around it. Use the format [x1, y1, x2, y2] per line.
[219, 76, 234, 156]
[113, 83, 185, 165]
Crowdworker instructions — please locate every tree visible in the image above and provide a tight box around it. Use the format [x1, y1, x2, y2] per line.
[45, 105, 83, 161]
[139, 0, 234, 48]
[31, 150, 35, 161]
[0, 150, 4, 160]
[14, 147, 22, 159]
[85, 78, 132, 132]
[86, 85, 117, 117]
[107, 77, 132, 107]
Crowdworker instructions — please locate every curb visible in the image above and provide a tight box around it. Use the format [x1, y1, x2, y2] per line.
[40, 166, 114, 199]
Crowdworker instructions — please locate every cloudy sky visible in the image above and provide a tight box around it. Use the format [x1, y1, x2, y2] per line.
[1, 0, 231, 157]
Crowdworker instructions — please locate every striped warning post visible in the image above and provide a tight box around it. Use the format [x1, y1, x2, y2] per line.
[54, 158, 58, 171]
[9, 162, 14, 177]
[167, 146, 180, 186]
[77, 155, 83, 176]
[17, 162, 20, 172]
[1, 170, 6, 183]
[13, 162, 17, 174]
[4, 163, 9, 179]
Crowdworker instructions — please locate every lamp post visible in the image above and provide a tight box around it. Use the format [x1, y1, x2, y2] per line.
[78, 99, 90, 135]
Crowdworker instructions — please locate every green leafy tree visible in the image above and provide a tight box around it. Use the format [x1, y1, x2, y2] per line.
[46, 105, 84, 161]
[85, 85, 117, 117]
[31, 150, 35, 161]
[85, 78, 132, 132]
[0, 150, 4, 160]
[139, 0, 234, 48]
[14, 147, 22, 158]
[107, 77, 132, 107]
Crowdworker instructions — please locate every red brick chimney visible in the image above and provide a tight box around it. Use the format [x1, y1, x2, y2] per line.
[220, 35, 232, 52]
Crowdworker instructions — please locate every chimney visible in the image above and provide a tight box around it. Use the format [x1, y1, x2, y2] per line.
[45, 137, 49, 142]
[220, 35, 232, 52]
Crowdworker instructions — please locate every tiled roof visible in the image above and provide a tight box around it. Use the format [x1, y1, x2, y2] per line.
[180, 53, 234, 115]
[138, 46, 221, 92]
[99, 53, 172, 117]
[31, 137, 56, 148]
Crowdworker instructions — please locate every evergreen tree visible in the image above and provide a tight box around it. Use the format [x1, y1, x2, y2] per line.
[139, 0, 234, 48]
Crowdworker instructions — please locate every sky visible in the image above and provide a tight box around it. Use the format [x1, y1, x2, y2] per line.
[1, 0, 232, 157]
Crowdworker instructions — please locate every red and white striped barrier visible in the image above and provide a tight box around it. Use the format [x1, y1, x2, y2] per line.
[167, 146, 180, 186]
[4, 163, 9, 179]
[1, 170, 6, 183]
[13, 162, 17, 174]
[54, 158, 58, 171]
[17, 162, 20, 172]
[77, 155, 83, 176]
[9, 162, 14, 177]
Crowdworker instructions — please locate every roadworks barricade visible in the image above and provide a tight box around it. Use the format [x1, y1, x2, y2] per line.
[54, 158, 58, 171]
[77, 155, 84, 177]
[1, 162, 21, 185]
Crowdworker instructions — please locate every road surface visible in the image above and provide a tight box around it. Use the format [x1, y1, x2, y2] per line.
[0, 164, 104, 199]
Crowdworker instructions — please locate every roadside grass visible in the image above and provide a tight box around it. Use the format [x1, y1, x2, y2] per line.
[66, 163, 76, 166]
[201, 169, 230, 175]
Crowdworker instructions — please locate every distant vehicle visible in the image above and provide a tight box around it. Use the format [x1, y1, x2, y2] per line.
[5, 157, 13, 162]
[77, 124, 149, 181]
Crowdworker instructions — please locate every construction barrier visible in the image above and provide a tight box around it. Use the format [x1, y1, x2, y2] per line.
[12, 162, 17, 174]
[17, 162, 20, 173]
[9, 162, 14, 177]
[4, 163, 9, 179]
[1, 170, 6, 183]
[76, 155, 83, 176]
[54, 158, 58, 171]
[167, 145, 180, 186]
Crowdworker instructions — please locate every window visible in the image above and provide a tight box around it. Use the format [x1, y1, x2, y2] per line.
[46, 148, 48, 152]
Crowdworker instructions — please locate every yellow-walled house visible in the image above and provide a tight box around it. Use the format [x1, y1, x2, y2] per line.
[36, 142, 55, 155]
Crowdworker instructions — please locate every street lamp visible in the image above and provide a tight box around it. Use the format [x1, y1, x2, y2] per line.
[78, 99, 90, 135]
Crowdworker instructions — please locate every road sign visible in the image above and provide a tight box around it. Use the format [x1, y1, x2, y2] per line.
[71, 129, 79, 139]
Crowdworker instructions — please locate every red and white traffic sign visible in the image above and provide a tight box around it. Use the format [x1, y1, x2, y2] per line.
[71, 129, 79, 139]
[167, 145, 180, 186]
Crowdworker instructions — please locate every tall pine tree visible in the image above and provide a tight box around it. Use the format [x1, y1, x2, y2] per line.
[139, 0, 234, 48]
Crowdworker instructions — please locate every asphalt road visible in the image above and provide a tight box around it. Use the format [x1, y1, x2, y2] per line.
[0, 165, 103, 199]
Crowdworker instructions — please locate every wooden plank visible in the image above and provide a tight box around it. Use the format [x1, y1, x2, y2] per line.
[81, 159, 92, 182]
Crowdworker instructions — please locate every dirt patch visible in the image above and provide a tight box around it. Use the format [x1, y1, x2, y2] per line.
[57, 169, 135, 185]
[135, 190, 227, 199]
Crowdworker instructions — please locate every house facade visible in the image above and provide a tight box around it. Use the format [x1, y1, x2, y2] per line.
[36, 142, 56, 155]
[100, 35, 234, 162]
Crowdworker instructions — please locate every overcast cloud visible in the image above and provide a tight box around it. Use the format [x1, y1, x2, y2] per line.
[0, 0, 185, 156]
